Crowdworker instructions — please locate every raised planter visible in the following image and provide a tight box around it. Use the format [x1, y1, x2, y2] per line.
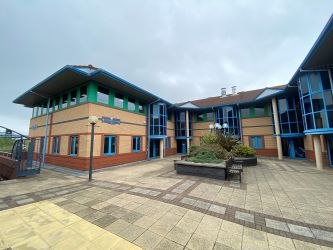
[174, 160, 226, 180]
[233, 156, 257, 166]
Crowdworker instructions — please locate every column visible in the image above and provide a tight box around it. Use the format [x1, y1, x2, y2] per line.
[313, 135, 323, 170]
[186, 110, 190, 155]
[159, 139, 164, 159]
[272, 97, 283, 160]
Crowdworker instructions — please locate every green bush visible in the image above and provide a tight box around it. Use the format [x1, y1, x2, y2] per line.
[216, 133, 238, 152]
[201, 133, 218, 145]
[232, 144, 256, 157]
[186, 151, 224, 164]
[188, 144, 231, 161]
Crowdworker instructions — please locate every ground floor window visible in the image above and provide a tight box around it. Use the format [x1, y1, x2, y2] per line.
[53, 137, 60, 154]
[69, 136, 78, 156]
[104, 136, 116, 155]
[132, 136, 141, 152]
[249, 136, 263, 149]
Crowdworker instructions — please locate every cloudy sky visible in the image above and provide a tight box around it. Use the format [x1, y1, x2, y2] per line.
[0, 1, 332, 134]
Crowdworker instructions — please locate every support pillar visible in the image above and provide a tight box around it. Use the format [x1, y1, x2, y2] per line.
[272, 97, 283, 160]
[160, 139, 164, 159]
[313, 135, 323, 170]
[186, 110, 190, 155]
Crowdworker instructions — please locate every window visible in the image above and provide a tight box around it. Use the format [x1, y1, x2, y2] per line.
[197, 113, 204, 121]
[54, 97, 60, 111]
[249, 136, 263, 149]
[69, 90, 77, 106]
[69, 136, 78, 156]
[132, 136, 141, 152]
[97, 86, 109, 104]
[61, 94, 68, 109]
[166, 137, 171, 149]
[138, 102, 144, 113]
[104, 136, 116, 155]
[254, 107, 265, 117]
[150, 103, 167, 136]
[128, 97, 136, 111]
[53, 137, 60, 154]
[241, 108, 250, 117]
[207, 112, 214, 121]
[33, 107, 38, 117]
[115, 93, 124, 108]
[216, 106, 239, 137]
[79, 86, 87, 103]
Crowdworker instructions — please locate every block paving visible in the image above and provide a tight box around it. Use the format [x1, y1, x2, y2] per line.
[0, 156, 333, 249]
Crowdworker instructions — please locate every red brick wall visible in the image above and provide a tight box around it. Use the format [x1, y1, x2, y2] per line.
[166, 148, 177, 157]
[255, 148, 278, 157]
[305, 150, 329, 166]
[45, 151, 147, 171]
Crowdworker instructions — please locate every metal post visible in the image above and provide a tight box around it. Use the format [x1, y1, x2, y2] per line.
[89, 123, 95, 181]
[42, 97, 50, 167]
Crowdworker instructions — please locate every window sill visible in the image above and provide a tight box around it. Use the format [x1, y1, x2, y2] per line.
[104, 153, 116, 156]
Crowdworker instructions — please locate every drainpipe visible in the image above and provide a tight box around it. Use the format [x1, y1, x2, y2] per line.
[42, 97, 50, 167]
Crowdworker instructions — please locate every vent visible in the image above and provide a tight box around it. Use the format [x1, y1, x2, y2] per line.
[231, 86, 237, 95]
[221, 88, 227, 97]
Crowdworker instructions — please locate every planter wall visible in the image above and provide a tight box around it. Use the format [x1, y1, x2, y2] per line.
[233, 156, 257, 166]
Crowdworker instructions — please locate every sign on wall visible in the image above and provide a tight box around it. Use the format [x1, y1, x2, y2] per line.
[100, 116, 121, 125]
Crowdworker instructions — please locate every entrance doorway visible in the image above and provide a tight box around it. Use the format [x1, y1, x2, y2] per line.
[149, 139, 160, 159]
[176, 139, 187, 154]
[281, 138, 305, 159]
[327, 136, 333, 167]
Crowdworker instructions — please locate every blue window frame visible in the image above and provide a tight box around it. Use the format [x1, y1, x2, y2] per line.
[215, 106, 239, 137]
[249, 136, 263, 149]
[69, 135, 78, 156]
[298, 71, 333, 131]
[132, 136, 141, 152]
[175, 111, 192, 138]
[150, 103, 167, 136]
[53, 137, 60, 154]
[104, 136, 116, 155]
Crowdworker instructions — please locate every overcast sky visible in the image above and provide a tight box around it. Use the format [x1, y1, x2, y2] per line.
[0, 1, 332, 134]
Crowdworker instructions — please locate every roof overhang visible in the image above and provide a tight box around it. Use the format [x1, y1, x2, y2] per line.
[13, 65, 170, 107]
[288, 14, 333, 86]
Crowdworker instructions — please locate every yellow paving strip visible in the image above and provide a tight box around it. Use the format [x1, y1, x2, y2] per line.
[0, 201, 142, 250]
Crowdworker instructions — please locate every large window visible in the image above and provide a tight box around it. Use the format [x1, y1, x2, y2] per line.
[249, 136, 263, 149]
[69, 135, 78, 156]
[53, 137, 60, 154]
[128, 97, 136, 111]
[298, 71, 333, 131]
[216, 106, 239, 137]
[97, 86, 109, 104]
[115, 93, 124, 108]
[132, 136, 141, 152]
[175, 111, 192, 137]
[104, 136, 116, 155]
[150, 103, 167, 136]
[276, 96, 304, 134]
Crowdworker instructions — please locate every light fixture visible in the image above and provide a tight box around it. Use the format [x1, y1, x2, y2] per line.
[88, 116, 98, 124]
[209, 124, 214, 129]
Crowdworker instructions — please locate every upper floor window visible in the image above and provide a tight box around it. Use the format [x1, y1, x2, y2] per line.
[115, 93, 124, 108]
[69, 135, 78, 156]
[197, 113, 204, 122]
[207, 112, 214, 121]
[79, 86, 87, 103]
[69, 90, 77, 106]
[138, 102, 144, 113]
[53, 137, 60, 154]
[254, 106, 265, 117]
[97, 86, 109, 104]
[53, 97, 60, 111]
[62, 93, 68, 109]
[132, 136, 141, 152]
[241, 108, 250, 118]
[104, 136, 116, 155]
[128, 97, 136, 111]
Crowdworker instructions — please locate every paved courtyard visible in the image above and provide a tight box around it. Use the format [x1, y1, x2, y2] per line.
[1, 156, 333, 249]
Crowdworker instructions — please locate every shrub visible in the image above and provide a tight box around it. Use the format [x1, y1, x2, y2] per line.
[232, 144, 256, 157]
[186, 151, 224, 164]
[216, 133, 239, 152]
[201, 133, 218, 145]
[188, 144, 231, 161]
